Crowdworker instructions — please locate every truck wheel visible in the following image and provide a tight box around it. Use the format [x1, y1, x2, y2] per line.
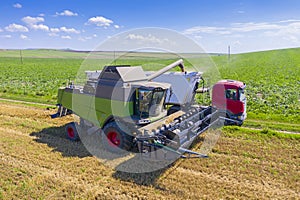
[224, 113, 230, 126]
[66, 122, 79, 141]
[237, 121, 243, 126]
[102, 121, 133, 153]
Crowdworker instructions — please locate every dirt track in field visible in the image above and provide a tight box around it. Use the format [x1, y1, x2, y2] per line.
[0, 102, 299, 199]
[0, 98, 55, 107]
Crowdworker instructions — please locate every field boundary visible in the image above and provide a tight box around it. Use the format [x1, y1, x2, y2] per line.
[0, 97, 55, 107]
[243, 126, 300, 135]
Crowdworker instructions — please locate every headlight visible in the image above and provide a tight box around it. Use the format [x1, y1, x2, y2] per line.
[138, 119, 151, 125]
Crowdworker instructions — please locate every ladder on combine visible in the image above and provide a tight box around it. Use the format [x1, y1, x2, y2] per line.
[51, 104, 72, 119]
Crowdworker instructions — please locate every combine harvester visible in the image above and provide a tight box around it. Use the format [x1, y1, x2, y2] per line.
[52, 59, 246, 159]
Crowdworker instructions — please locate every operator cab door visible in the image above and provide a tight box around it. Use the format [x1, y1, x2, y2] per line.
[224, 88, 242, 115]
[212, 85, 244, 115]
[134, 87, 166, 119]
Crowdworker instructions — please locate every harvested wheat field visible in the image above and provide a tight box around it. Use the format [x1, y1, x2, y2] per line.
[0, 101, 299, 199]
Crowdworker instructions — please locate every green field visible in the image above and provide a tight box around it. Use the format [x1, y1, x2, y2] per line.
[0, 48, 299, 125]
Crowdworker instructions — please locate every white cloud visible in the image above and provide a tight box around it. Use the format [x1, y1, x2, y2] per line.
[20, 34, 28, 40]
[50, 28, 60, 33]
[231, 22, 282, 32]
[86, 16, 113, 27]
[78, 35, 96, 42]
[31, 24, 49, 31]
[183, 19, 300, 53]
[183, 26, 232, 35]
[22, 16, 49, 31]
[61, 35, 71, 40]
[13, 3, 22, 8]
[78, 37, 86, 42]
[126, 33, 171, 45]
[278, 19, 300, 23]
[48, 32, 59, 37]
[227, 34, 244, 38]
[39, 13, 45, 17]
[55, 10, 78, 17]
[262, 22, 300, 42]
[22, 16, 44, 25]
[114, 25, 120, 29]
[60, 27, 80, 34]
[283, 35, 299, 43]
[5, 23, 28, 32]
[194, 35, 203, 39]
[49, 27, 80, 34]
[0, 28, 3, 32]
[183, 22, 282, 35]
[183, 20, 300, 36]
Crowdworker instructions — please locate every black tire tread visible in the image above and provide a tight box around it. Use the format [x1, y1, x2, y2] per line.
[65, 122, 79, 141]
[102, 121, 133, 152]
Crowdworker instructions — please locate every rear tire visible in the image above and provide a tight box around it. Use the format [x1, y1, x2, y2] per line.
[102, 121, 133, 153]
[65, 122, 79, 141]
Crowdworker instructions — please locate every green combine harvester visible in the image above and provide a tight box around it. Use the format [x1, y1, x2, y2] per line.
[52, 59, 246, 159]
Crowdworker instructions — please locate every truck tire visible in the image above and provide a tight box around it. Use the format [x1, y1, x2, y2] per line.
[237, 121, 243, 126]
[65, 122, 79, 141]
[102, 121, 133, 153]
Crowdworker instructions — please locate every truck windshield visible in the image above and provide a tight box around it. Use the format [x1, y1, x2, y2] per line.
[138, 89, 165, 118]
[239, 88, 246, 102]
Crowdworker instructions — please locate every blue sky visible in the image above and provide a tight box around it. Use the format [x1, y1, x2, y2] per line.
[1, 0, 300, 53]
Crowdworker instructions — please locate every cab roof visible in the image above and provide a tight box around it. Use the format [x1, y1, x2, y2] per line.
[99, 65, 148, 82]
[100, 65, 171, 90]
[215, 80, 246, 88]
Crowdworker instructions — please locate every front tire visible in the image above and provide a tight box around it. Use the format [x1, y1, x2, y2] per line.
[102, 121, 133, 153]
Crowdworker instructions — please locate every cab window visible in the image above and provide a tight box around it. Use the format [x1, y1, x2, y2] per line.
[225, 89, 237, 100]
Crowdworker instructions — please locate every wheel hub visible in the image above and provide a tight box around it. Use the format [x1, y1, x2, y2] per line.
[107, 131, 121, 146]
[67, 127, 75, 138]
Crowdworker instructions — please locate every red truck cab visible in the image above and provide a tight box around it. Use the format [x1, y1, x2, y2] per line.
[212, 80, 247, 125]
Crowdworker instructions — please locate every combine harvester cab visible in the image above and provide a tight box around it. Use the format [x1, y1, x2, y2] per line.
[51, 59, 246, 160]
